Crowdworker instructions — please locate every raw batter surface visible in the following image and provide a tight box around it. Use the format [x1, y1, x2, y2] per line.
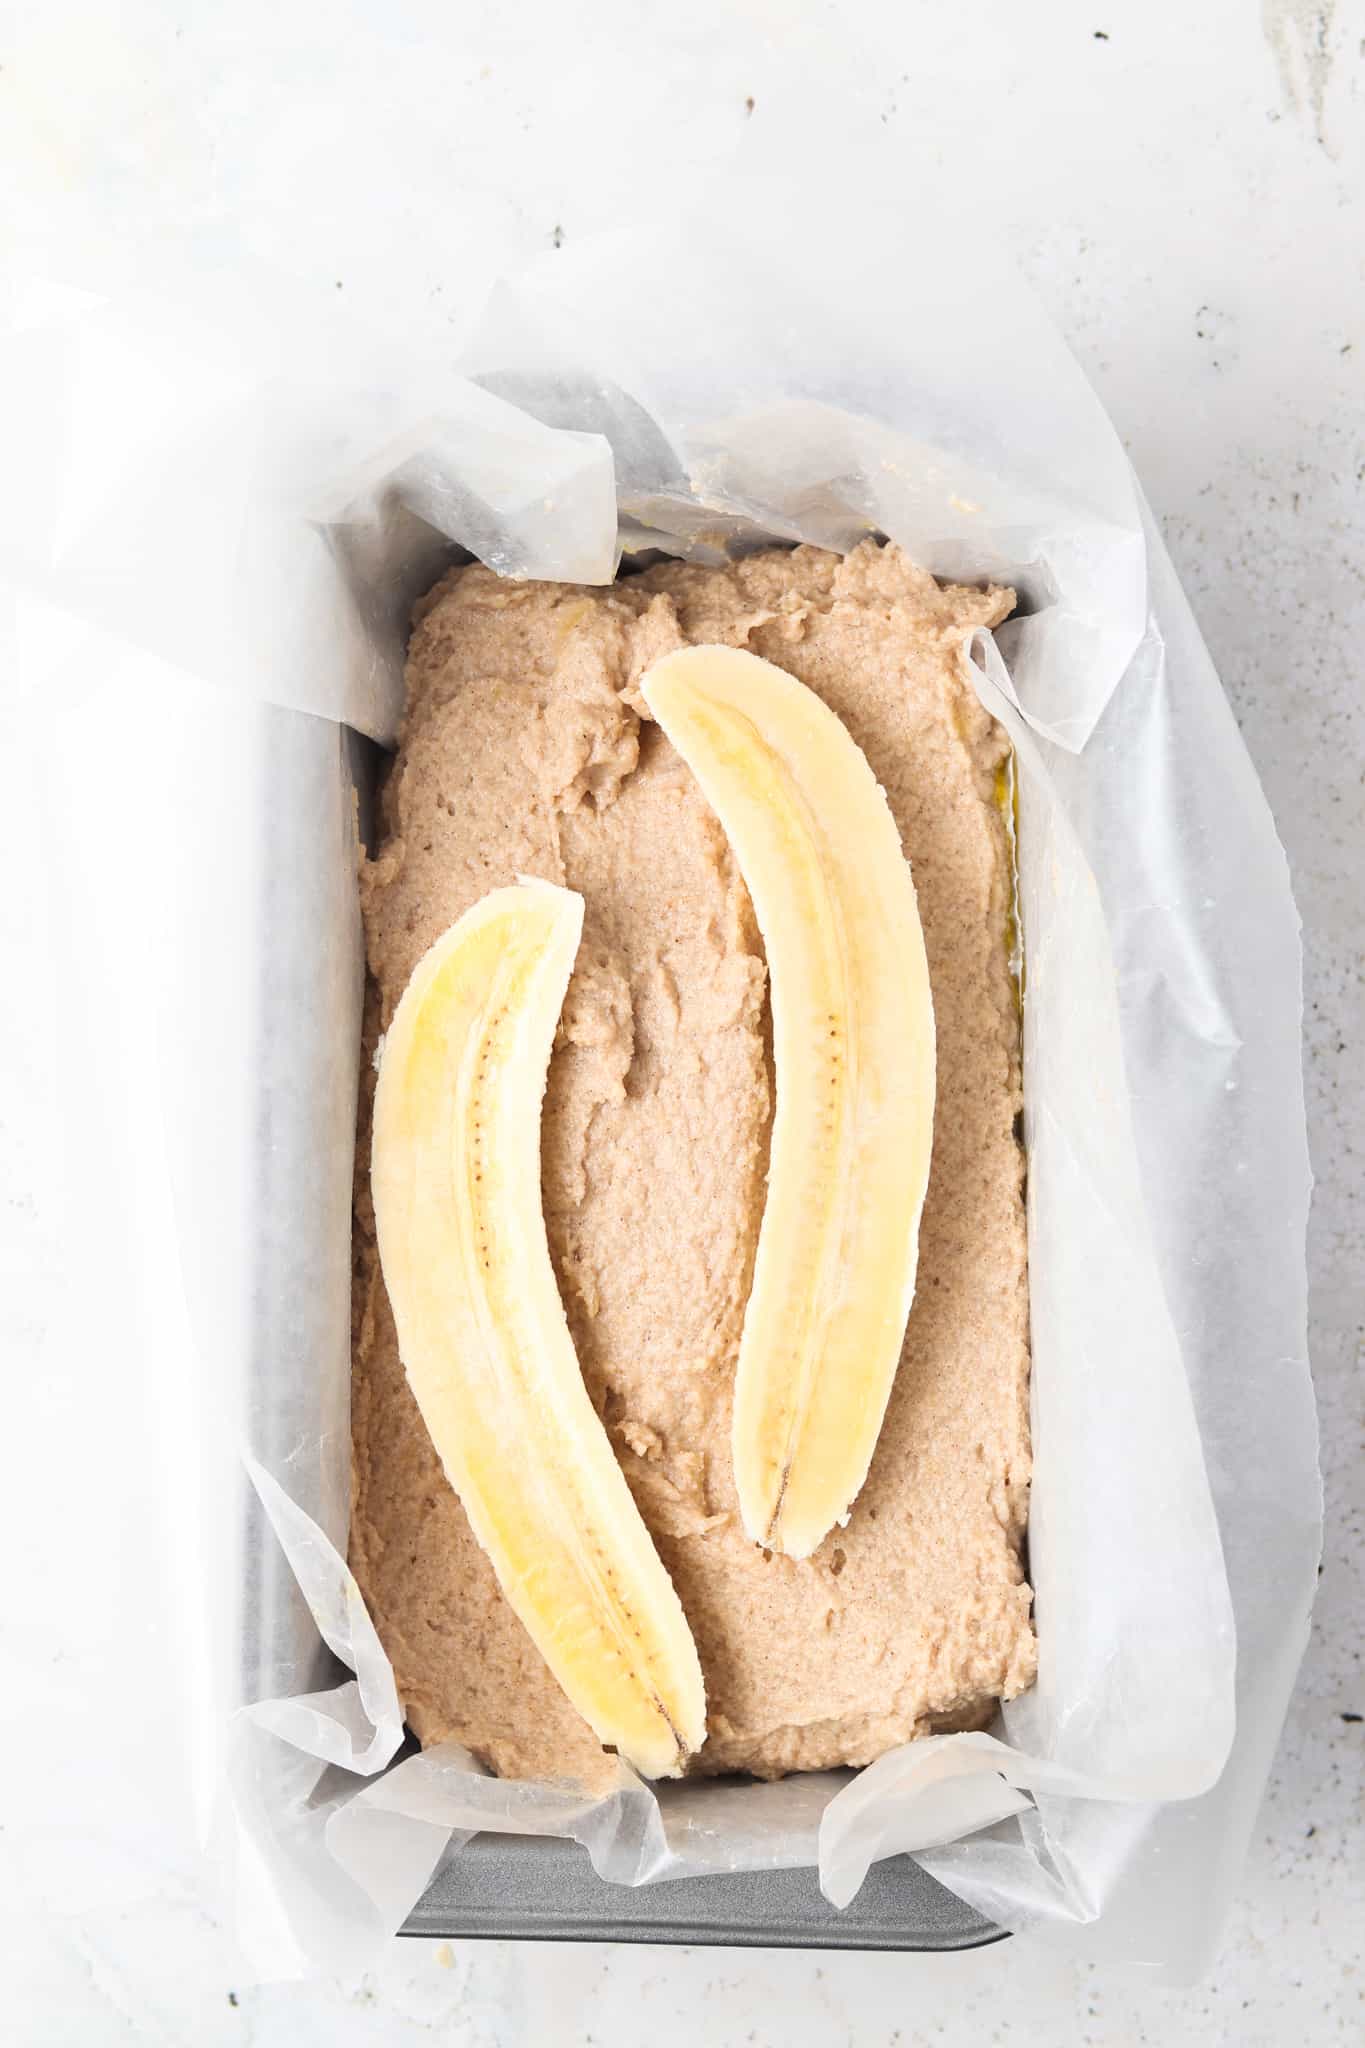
[351, 540, 1035, 1780]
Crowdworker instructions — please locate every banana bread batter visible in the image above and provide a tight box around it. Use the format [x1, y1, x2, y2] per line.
[351, 540, 1035, 1780]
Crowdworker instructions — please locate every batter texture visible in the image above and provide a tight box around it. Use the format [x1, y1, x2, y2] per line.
[351, 540, 1035, 1781]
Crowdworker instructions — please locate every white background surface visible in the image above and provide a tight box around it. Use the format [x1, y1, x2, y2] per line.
[2, 1, 1362, 2041]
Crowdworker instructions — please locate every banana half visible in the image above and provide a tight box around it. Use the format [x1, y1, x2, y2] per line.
[371, 879, 706, 1778]
[642, 646, 936, 1561]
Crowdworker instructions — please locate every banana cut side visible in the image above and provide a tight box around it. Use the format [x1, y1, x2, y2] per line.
[371, 880, 706, 1778]
[642, 647, 936, 1561]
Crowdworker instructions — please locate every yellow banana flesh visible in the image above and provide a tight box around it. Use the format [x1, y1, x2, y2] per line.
[371, 879, 706, 1777]
[642, 647, 936, 1561]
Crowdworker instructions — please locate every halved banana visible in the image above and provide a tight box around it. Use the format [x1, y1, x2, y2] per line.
[371, 879, 706, 1777]
[642, 647, 935, 1561]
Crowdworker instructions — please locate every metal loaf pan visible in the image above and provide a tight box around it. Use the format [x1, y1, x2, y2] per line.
[403, 1835, 1002, 1951]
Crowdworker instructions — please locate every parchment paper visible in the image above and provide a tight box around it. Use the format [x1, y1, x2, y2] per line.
[7, 176, 1317, 1984]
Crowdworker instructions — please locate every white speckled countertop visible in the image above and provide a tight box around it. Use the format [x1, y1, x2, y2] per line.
[2, 2, 1360, 2040]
